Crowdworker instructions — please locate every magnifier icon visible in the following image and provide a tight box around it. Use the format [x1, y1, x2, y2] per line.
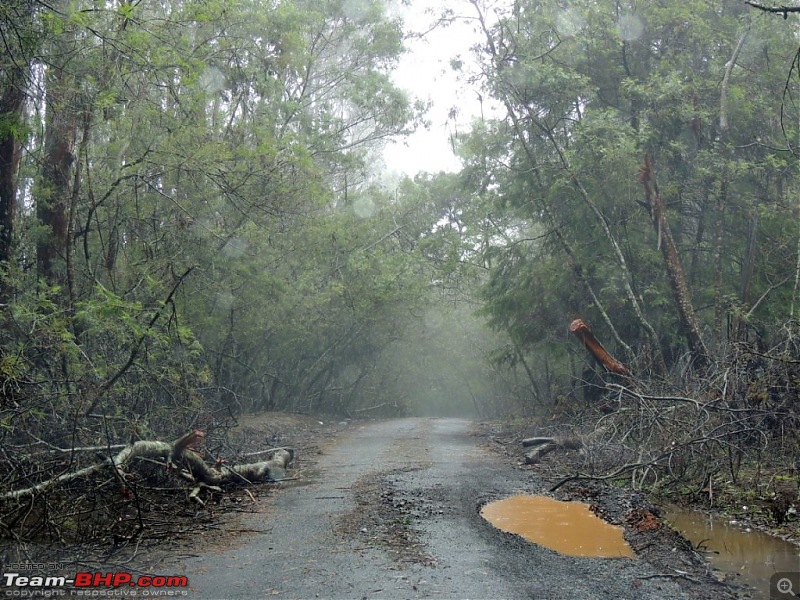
[778, 578, 796, 596]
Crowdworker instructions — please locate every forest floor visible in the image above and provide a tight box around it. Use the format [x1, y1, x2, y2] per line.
[483, 417, 800, 542]
[3, 413, 780, 598]
[156, 416, 741, 599]
[483, 417, 800, 598]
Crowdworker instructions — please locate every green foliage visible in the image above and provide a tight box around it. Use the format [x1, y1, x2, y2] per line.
[6, 0, 799, 437]
[0, 0, 450, 454]
[0, 111, 30, 142]
[454, 0, 800, 392]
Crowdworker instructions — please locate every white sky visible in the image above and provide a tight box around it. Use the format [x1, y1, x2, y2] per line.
[383, 0, 488, 176]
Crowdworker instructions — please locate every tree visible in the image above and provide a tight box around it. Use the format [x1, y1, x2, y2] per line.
[1, 0, 461, 547]
[0, 1, 35, 275]
[459, 0, 799, 387]
[36, 4, 80, 286]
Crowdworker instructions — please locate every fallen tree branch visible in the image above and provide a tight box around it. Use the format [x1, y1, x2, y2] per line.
[189, 483, 223, 506]
[606, 382, 777, 414]
[19, 433, 127, 454]
[242, 446, 295, 458]
[1, 430, 293, 502]
[522, 436, 585, 464]
[569, 319, 630, 376]
[638, 572, 702, 584]
[546, 420, 765, 492]
[548, 458, 664, 492]
[352, 402, 394, 413]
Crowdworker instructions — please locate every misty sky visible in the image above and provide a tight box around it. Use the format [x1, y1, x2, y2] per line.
[383, 0, 487, 176]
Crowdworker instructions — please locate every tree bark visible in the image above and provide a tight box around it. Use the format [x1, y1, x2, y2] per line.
[569, 318, 630, 376]
[37, 25, 79, 283]
[639, 154, 711, 368]
[0, 430, 294, 502]
[689, 177, 713, 288]
[0, 69, 25, 272]
[523, 436, 584, 465]
[0, 0, 34, 287]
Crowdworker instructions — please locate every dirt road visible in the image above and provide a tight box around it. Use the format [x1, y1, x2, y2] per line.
[176, 418, 733, 599]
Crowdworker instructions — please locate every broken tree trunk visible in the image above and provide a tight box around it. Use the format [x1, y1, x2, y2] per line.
[521, 424, 616, 465]
[1, 430, 294, 502]
[522, 437, 585, 464]
[569, 319, 630, 376]
[639, 154, 711, 369]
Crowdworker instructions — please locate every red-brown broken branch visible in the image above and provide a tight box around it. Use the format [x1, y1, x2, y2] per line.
[170, 429, 206, 466]
[570, 319, 631, 376]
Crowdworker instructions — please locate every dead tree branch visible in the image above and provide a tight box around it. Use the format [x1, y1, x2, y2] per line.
[1, 430, 293, 502]
[523, 436, 585, 464]
[549, 457, 668, 492]
[745, 1, 800, 18]
[569, 319, 630, 376]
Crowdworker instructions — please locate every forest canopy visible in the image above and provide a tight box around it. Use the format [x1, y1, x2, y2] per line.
[1, 0, 800, 546]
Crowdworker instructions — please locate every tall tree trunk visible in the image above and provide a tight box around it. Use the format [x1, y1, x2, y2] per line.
[37, 59, 78, 282]
[0, 0, 35, 290]
[792, 198, 800, 320]
[640, 154, 711, 369]
[0, 68, 25, 270]
[711, 20, 749, 345]
[689, 177, 713, 287]
[735, 204, 759, 341]
[510, 336, 542, 404]
[713, 173, 728, 341]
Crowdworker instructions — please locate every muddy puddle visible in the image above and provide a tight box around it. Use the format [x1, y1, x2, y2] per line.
[666, 506, 800, 598]
[480, 495, 634, 558]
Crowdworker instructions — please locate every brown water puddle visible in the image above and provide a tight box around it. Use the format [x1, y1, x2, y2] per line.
[666, 506, 800, 598]
[480, 495, 635, 558]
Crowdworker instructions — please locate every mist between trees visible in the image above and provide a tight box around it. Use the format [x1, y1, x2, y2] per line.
[1, 0, 799, 548]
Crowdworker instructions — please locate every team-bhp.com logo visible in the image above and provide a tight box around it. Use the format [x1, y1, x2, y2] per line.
[4, 572, 189, 597]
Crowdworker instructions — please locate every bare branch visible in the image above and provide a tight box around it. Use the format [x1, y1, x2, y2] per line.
[1, 432, 293, 502]
[745, 1, 800, 18]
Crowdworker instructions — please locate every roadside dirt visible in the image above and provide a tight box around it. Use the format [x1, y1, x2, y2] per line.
[2, 414, 760, 598]
[0, 412, 352, 578]
[132, 412, 354, 560]
[481, 418, 799, 597]
[161, 417, 740, 599]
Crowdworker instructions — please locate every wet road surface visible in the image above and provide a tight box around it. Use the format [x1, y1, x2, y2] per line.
[177, 418, 731, 599]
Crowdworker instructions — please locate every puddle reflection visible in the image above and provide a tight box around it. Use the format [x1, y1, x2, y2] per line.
[666, 506, 800, 598]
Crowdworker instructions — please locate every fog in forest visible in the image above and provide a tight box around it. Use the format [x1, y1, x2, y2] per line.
[3, 0, 800, 557]
[380, 305, 514, 418]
